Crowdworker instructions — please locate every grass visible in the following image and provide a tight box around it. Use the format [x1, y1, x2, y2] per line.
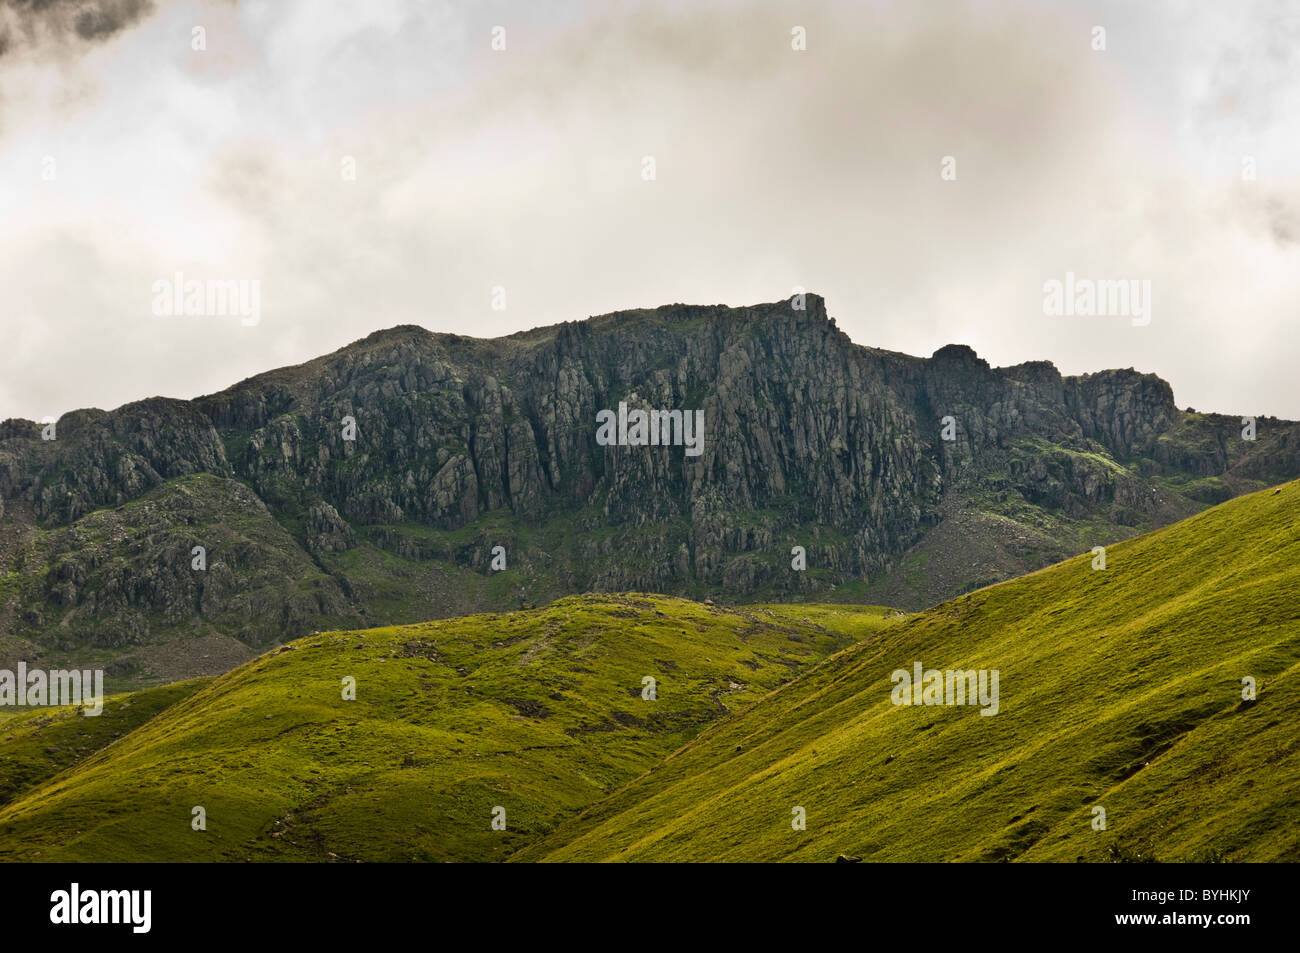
[515, 479, 1300, 862]
[0, 596, 898, 862]
[0, 679, 210, 808]
[4, 480, 1296, 863]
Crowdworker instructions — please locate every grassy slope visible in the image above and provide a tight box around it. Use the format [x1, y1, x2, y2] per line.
[0, 596, 898, 862]
[0, 679, 209, 809]
[518, 481, 1300, 862]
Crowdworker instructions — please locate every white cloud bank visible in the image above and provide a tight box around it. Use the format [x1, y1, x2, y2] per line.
[1, 0, 1297, 421]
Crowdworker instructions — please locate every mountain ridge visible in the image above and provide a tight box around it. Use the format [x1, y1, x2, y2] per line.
[1, 294, 1296, 682]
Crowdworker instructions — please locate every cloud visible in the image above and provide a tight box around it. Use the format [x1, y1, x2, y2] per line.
[0, 0, 1298, 424]
[0, 0, 155, 58]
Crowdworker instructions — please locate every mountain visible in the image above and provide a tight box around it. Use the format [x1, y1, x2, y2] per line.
[0, 597, 895, 861]
[4, 483, 1295, 862]
[2, 295, 1297, 682]
[517, 480, 1300, 863]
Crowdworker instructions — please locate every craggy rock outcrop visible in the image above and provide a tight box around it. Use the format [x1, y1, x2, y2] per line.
[1, 295, 1296, 670]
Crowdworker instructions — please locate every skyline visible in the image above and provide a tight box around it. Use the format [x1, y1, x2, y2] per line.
[0, 290, 1276, 423]
[3, 0, 1299, 421]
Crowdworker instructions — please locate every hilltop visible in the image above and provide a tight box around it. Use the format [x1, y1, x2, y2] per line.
[0, 596, 897, 861]
[517, 480, 1300, 862]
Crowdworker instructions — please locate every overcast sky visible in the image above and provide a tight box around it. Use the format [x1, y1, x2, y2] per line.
[2, 0, 1298, 422]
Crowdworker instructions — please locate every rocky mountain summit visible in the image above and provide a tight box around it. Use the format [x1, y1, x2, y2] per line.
[2, 295, 1295, 682]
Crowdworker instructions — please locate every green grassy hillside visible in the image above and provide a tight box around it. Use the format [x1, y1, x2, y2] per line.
[0, 596, 898, 862]
[0, 679, 209, 809]
[518, 481, 1300, 862]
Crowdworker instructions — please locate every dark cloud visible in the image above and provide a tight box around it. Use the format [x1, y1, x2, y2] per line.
[0, 0, 154, 57]
[1265, 194, 1299, 247]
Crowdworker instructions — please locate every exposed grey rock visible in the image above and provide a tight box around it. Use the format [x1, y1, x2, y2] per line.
[1, 295, 1296, 672]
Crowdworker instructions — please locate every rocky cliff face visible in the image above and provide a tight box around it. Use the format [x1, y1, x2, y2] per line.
[2, 295, 1296, 680]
